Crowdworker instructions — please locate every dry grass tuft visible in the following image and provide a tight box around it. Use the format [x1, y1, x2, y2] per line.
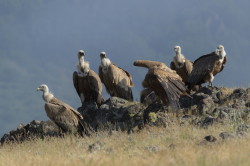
[220, 87, 234, 96]
[0, 123, 249, 166]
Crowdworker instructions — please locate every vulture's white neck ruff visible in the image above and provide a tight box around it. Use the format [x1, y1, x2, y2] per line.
[174, 53, 186, 69]
[79, 56, 84, 64]
[216, 49, 226, 63]
[77, 57, 90, 77]
[42, 86, 54, 102]
[175, 47, 181, 55]
[101, 58, 111, 73]
[77, 56, 85, 71]
[220, 50, 226, 58]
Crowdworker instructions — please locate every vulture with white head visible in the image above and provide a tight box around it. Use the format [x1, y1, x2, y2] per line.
[99, 52, 133, 101]
[185, 45, 227, 90]
[73, 50, 104, 107]
[134, 60, 189, 110]
[170, 46, 193, 81]
[170, 46, 200, 91]
[37, 84, 91, 136]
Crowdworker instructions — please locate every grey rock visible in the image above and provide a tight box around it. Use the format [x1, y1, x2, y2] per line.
[88, 141, 104, 153]
[180, 91, 215, 115]
[229, 88, 248, 101]
[199, 95, 215, 114]
[2, 86, 250, 144]
[1, 120, 61, 145]
[100, 104, 110, 110]
[233, 88, 246, 96]
[180, 114, 197, 125]
[40, 120, 61, 136]
[105, 97, 129, 108]
[219, 132, 237, 139]
[198, 86, 221, 103]
[232, 99, 246, 109]
[78, 97, 146, 132]
[141, 90, 160, 106]
[202, 116, 214, 127]
[213, 108, 230, 121]
[143, 102, 169, 128]
[77, 102, 98, 124]
[17, 124, 25, 130]
[204, 135, 217, 142]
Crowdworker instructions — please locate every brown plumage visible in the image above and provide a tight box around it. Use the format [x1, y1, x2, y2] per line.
[185, 45, 227, 90]
[170, 60, 193, 81]
[73, 50, 103, 107]
[37, 84, 91, 136]
[99, 52, 133, 101]
[170, 46, 200, 91]
[134, 60, 189, 110]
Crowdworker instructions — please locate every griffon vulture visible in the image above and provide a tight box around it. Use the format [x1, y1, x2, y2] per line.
[99, 52, 133, 101]
[170, 46, 199, 91]
[170, 46, 193, 81]
[185, 45, 227, 90]
[73, 50, 103, 107]
[134, 60, 189, 110]
[37, 84, 91, 136]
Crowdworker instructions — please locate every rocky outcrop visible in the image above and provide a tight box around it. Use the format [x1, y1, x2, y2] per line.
[1, 86, 249, 144]
[1, 120, 60, 144]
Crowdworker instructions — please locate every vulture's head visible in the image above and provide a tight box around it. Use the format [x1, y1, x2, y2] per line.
[100, 52, 107, 59]
[174, 46, 185, 68]
[174, 46, 181, 54]
[78, 50, 85, 60]
[100, 52, 111, 68]
[37, 84, 49, 92]
[37, 84, 53, 102]
[216, 45, 226, 57]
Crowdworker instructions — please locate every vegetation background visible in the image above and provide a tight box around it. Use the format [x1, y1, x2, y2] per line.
[0, 0, 250, 136]
[1, 124, 250, 166]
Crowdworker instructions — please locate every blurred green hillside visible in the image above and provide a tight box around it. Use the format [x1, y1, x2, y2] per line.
[0, 0, 250, 135]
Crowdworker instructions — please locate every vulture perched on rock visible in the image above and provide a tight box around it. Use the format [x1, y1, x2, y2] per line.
[170, 46, 199, 91]
[99, 52, 133, 101]
[134, 60, 189, 110]
[185, 45, 227, 90]
[170, 46, 193, 81]
[37, 84, 91, 136]
[73, 50, 104, 107]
